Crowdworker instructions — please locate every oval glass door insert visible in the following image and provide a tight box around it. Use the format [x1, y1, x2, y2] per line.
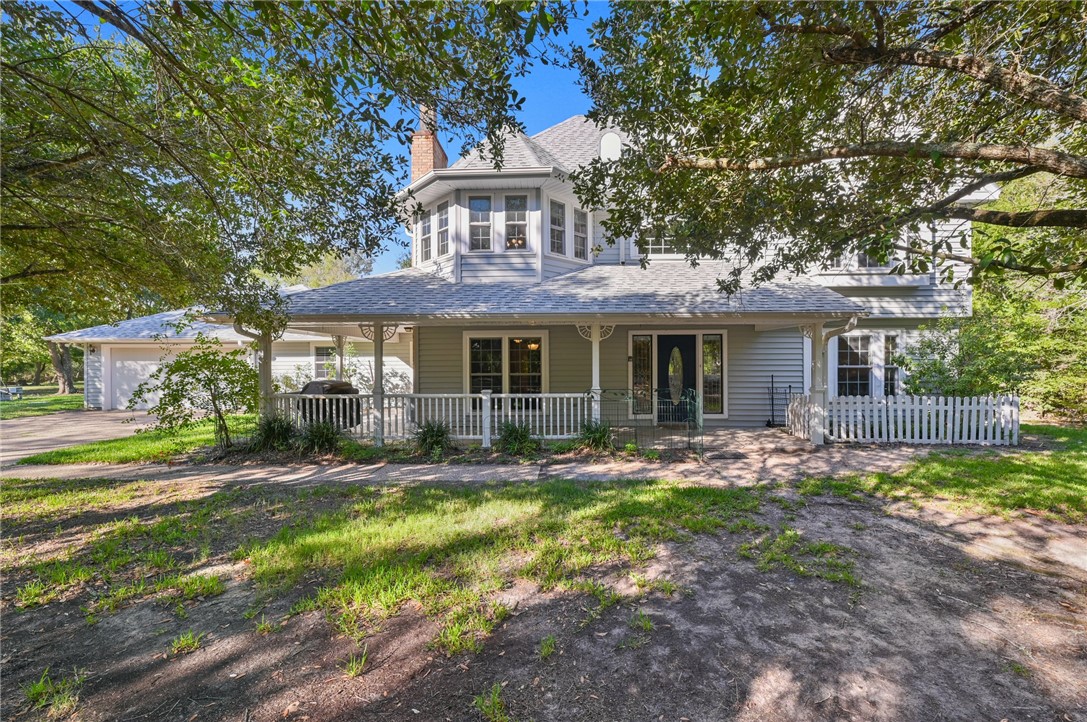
[668, 346, 683, 406]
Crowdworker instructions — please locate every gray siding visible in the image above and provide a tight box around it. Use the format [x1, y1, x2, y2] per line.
[460, 253, 538, 283]
[266, 339, 414, 391]
[541, 254, 587, 280]
[84, 346, 104, 409]
[417, 323, 804, 428]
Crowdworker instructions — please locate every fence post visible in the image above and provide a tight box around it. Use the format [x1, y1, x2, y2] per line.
[481, 390, 492, 449]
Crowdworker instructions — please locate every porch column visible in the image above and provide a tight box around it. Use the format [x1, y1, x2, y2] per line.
[331, 335, 347, 381]
[807, 322, 826, 445]
[234, 323, 274, 418]
[590, 323, 602, 422]
[372, 322, 385, 447]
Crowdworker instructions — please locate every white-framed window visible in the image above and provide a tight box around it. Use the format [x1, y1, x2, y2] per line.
[574, 209, 589, 260]
[837, 335, 872, 396]
[468, 196, 492, 251]
[627, 329, 728, 418]
[505, 195, 528, 250]
[419, 211, 432, 262]
[436, 201, 449, 256]
[314, 345, 336, 379]
[463, 331, 549, 395]
[549, 200, 566, 255]
[884, 335, 899, 396]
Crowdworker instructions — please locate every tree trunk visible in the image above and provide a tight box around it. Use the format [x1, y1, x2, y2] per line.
[47, 342, 77, 394]
[31, 362, 46, 385]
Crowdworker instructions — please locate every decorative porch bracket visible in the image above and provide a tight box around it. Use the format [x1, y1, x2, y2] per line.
[802, 316, 859, 444]
[577, 324, 614, 422]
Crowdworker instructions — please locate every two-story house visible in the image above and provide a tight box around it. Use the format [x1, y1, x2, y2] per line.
[55, 112, 975, 445]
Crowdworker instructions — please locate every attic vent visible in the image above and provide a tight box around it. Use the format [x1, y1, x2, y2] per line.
[600, 132, 622, 161]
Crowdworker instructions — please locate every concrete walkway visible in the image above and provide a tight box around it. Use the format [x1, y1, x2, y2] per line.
[1, 443, 928, 487]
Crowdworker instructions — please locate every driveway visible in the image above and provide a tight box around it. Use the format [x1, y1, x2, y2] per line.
[0, 410, 153, 466]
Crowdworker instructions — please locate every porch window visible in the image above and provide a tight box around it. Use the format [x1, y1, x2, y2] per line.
[702, 334, 723, 414]
[469, 196, 492, 251]
[549, 200, 566, 255]
[884, 335, 899, 396]
[436, 201, 449, 256]
[631, 334, 653, 415]
[507, 337, 543, 394]
[837, 335, 871, 397]
[573, 209, 588, 260]
[419, 211, 432, 262]
[468, 338, 503, 393]
[505, 195, 528, 249]
[314, 346, 335, 379]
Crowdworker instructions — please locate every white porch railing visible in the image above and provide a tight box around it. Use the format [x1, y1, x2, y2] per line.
[787, 393, 1020, 446]
[272, 391, 592, 447]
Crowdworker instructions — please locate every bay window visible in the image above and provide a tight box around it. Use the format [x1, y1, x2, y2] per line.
[469, 196, 492, 251]
[574, 209, 588, 260]
[505, 195, 528, 249]
[436, 201, 449, 256]
[419, 211, 432, 262]
[549, 200, 566, 255]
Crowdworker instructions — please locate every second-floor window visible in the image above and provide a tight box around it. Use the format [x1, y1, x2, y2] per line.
[574, 209, 588, 260]
[549, 200, 566, 255]
[436, 201, 449, 256]
[644, 236, 678, 255]
[505, 195, 528, 250]
[419, 211, 432, 262]
[469, 196, 492, 251]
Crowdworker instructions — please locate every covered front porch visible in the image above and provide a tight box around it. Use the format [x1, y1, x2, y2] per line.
[261, 316, 853, 450]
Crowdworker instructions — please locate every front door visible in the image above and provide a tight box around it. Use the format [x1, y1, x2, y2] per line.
[656, 334, 696, 423]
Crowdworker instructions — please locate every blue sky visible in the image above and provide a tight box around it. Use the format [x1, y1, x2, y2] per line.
[369, 1, 608, 274]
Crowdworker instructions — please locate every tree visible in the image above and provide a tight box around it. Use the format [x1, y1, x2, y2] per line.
[130, 334, 259, 447]
[2, 1, 574, 330]
[574, 2, 1087, 291]
[261, 250, 374, 291]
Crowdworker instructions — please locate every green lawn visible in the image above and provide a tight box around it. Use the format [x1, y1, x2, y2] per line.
[0, 390, 84, 420]
[17, 416, 255, 465]
[799, 424, 1087, 523]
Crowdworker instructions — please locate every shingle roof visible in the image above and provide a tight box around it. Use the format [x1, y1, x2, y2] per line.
[450, 115, 625, 173]
[46, 309, 327, 344]
[282, 264, 866, 321]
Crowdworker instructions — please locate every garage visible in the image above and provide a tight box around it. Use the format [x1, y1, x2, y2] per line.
[109, 347, 174, 410]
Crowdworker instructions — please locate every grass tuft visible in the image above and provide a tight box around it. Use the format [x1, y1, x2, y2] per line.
[538, 634, 556, 660]
[170, 630, 205, 655]
[341, 645, 369, 677]
[24, 667, 85, 718]
[473, 682, 510, 722]
[739, 526, 860, 586]
[630, 609, 654, 633]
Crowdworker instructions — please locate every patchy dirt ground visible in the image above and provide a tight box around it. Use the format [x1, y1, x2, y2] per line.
[1, 473, 1084, 722]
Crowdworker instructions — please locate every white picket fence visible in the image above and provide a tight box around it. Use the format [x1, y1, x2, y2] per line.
[272, 390, 592, 446]
[787, 394, 1020, 446]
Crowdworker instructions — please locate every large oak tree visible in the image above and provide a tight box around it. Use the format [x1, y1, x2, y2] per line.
[574, 1, 1087, 290]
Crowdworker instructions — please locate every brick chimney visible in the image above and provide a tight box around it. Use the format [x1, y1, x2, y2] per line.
[411, 105, 447, 183]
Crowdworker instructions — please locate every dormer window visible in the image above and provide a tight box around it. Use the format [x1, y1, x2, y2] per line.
[505, 195, 528, 249]
[436, 201, 449, 256]
[419, 211, 432, 262]
[469, 196, 492, 251]
[549, 200, 566, 255]
[574, 209, 588, 260]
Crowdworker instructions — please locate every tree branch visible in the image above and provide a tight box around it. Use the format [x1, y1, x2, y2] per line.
[662, 141, 1087, 178]
[890, 240, 1086, 275]
[4, 148, 103, 180]
[943, 206, 1087, 228]
[1, 265, 68, 283]
[823, 45, 1087, 122]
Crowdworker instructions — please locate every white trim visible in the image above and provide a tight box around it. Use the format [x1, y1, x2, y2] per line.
[462, 330, 551, 394]
[626, 329, 729, 420]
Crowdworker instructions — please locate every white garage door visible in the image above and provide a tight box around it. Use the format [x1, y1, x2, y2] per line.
[111, 348, 173, 410]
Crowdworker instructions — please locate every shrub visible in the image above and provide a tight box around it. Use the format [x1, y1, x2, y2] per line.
[623, 441, 639, 454]
[249, 414, 295, 452]
[295, 422, 341, 455]
[413, 419, 452, 456]
[495, 421, 538, 455]
[129, 332, 258, 448]
[577, 420, 613, 451]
